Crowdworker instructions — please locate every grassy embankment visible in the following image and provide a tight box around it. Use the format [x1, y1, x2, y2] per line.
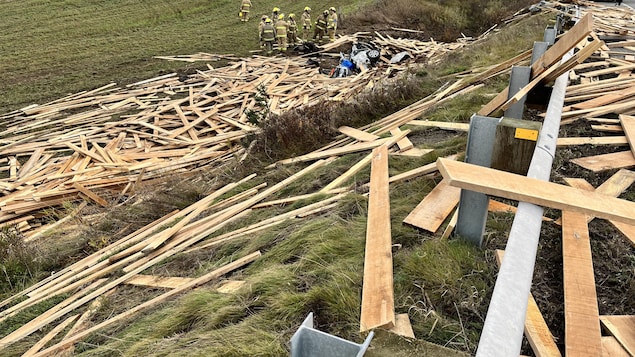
[1, 0, 547, 355]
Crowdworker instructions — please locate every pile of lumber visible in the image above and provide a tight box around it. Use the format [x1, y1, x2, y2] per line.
[0, 29, 485, 237]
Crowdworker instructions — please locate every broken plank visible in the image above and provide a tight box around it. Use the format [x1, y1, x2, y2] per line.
[436, 158, 635, 226]
[403, 179, 461, 233]
[360, 145, 395, 332]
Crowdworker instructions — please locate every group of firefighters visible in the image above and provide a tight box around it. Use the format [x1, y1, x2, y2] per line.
[239, 0, 339, 55]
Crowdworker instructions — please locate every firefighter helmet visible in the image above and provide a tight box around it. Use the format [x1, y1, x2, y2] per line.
[304, 6, 311, 12]
[329, 7, 336, 12]
[273, 7, 280, 13]
[289, 13, 295, 18]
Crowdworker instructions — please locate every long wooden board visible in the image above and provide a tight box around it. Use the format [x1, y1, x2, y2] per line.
[403, 179, 461, 233]
[338, 126, 380, 142]
[478, 13, 594, 115]
[31, 251, 261, 357]
[562, 209, 602, 357]
[360, 145, 395, 332]
[600, 315, 635, 356]
[620, 114, 635, 158]
[436, 158, 635, 226]
[571, 150, 635, 172]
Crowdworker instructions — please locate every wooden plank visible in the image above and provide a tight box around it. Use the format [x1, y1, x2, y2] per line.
[390, 128, 414, 152]
[562, 207, 602, 357]
[268, 137, 392, 167]
[407, 120, 469, 131]
[557, 136, 628, 147]
[30, 252, 261, 357]
[22, 314, 79, 357]
[592, 124, 623, 133]
[124, 274, 196, 289]
[440, 208, 458, 239]
[602, 336, 630, 357]
[389, 313, 415, 338]
[436, 158, 635, 226]
[216, 280, 246, 294]
[321, 131, 410, 192]
[360, 145, 395, 332]
[571, 151, 635, 172]
[600, 315, 635, 356]
[338, 126, 380, 142]
[495, 250, 561, 357]
[620, 114, 635, 158]
[479, 13, 594, 116]
[72, 182, 109, 207]
[403, 179, 461, 233]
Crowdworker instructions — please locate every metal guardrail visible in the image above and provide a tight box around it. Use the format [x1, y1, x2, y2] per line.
[475, 7, 580, 356]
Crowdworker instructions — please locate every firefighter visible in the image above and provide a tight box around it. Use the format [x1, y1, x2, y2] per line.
[261, 18, 276, 55]
[327, 7, 338, 42]
[276, 14, 289, 52]
[287, 13, 298, 47]
[301, 7, 312, 41]
[258, 15, 268, 48]
[313, 10, 328, 44]
[239, 0, 252, 22]
[272, 7, 280, 26]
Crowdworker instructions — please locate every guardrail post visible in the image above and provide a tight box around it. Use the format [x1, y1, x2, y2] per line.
[454, 115, 500, 246]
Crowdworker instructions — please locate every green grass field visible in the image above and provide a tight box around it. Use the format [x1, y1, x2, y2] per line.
[0, 0, 353, 114]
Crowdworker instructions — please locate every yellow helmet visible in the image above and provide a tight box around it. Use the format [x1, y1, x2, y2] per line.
[273, 7, 280, 12]
[329, 7, 336, 12]
[265, 18, 272, 23]
[278, 13, 284, 20]
[289, 13, 295, 18]
[304, 6, 311, 12]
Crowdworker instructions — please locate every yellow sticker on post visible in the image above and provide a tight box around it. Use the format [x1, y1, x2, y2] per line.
[514, 128, 539, 141]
